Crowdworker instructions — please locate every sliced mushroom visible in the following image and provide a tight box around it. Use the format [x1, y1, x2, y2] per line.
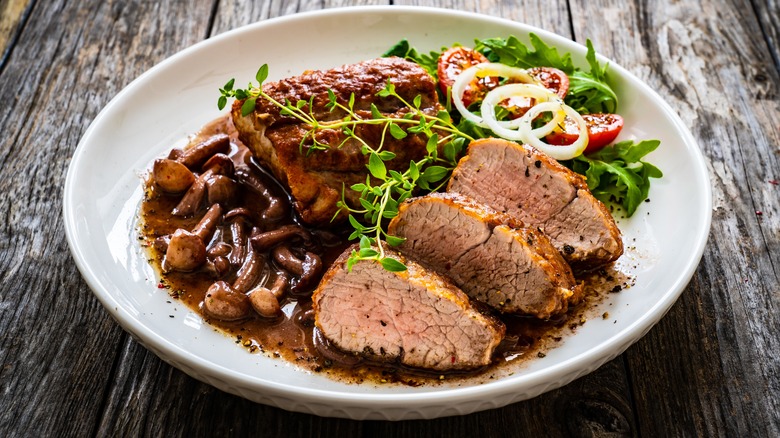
[152, 159, 195, 194]
[202, 281, 251, 321]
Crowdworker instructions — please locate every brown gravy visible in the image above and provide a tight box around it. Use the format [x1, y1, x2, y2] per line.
[138, 116, 630, 385]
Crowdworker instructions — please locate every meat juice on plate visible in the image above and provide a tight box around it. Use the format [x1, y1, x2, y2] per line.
[138, 115, 633, 386]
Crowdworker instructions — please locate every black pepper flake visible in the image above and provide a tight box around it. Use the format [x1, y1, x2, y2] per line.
[534, 160, 541, 168]
[645, 198, 651, 202]
[537, 352, 546, 358]
[611, 285, 623, 293]
[563, 244, 575, 255]
[525, 167, 530, 177]
[380, 320, 387, 326]
[527, 238, 534, 246]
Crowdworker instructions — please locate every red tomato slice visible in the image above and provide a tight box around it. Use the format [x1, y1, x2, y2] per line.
[437, 47, 498, 107]
[502, 67, 570, 118]
[546, 113, 624, 154]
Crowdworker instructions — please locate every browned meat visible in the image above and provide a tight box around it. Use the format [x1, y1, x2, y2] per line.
[448, 138, 623, 270]
[388, 193, 580, 319]
[232, 57, 443, 225]
[312, 245, 505, 371]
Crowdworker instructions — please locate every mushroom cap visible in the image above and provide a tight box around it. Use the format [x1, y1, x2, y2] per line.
[153, 158, 195, 194]
[203, 281, 252, 321]
[164, 229, 206, 271]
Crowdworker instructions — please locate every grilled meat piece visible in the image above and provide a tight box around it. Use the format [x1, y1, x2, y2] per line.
[388, 192, 579, 319]
[232, 57, 443, 225]
[312, 245, 505, 371]
[448, 138, 623, 270]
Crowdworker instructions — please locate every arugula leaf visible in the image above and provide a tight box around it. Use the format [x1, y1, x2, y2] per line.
[475, 34, 575, 72]
[565, 139, 663, 216]
[473, 34, 618, 114]
[383, 39, 441, 80]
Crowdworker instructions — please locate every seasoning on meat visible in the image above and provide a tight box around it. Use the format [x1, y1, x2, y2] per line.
[232, 57, 443, 225]
[312, 244, 505, 371]
[388, 192, 580, 319]
[448, 138, 623, 270]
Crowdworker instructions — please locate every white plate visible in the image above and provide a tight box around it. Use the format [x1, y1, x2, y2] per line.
[63, 6, 711, 420]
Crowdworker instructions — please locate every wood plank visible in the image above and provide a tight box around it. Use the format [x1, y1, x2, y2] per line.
[0, 0, 31, 65]
[570, 0, 780, 435]
[0, 0, 215, 435]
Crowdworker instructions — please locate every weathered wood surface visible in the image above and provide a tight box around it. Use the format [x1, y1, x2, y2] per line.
[0, 0, 777, 436]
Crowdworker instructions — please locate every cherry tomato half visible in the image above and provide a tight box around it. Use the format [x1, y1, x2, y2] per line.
[437, 47, 498, 107]
[502, 67, 570, 118]
[546, 113, 624, 154]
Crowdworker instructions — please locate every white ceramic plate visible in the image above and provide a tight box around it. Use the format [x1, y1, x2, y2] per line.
[64, 6, 711, 420]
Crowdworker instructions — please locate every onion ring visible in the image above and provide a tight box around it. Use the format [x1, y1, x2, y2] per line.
[451, 63, 537, 128]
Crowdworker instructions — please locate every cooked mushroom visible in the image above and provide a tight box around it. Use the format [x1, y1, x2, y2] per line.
[173, 154, 235, 217]
[233, 146, 286, 221]
[250, 225, 312, 252]
[178, 134, 230, 170]
[202, 243, 268, 321]
[163, 204, 223, 272]
[271, 246, 323, 293]
[202, 281, 251, 321]
[152, 159, 195, 194]
[206, 175, 238, 206]
[225, 209, 252, 267]
[248, 272, 287, 318]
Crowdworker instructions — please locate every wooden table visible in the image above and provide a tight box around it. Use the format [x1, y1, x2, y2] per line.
[1, 0, 778, 435]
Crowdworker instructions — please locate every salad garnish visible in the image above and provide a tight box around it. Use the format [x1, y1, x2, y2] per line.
[218, 34, 662, 270]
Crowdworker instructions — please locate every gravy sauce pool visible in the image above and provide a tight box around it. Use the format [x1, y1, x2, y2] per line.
[139, 116, 632, 385]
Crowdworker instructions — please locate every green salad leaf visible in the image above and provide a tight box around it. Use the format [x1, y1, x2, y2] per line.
[474, 35, 617, 114]
[383, 39, 441, 80]
[564, 140, 663, 216]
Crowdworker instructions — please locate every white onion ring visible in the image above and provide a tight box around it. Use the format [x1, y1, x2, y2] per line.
[480, 84, 561, 138]
[451, 63, 538, 128]
[518, 104, 589, 160]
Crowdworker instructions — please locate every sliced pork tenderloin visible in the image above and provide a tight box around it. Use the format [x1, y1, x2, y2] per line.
[448, 138, 623, 270]
[388, 193, 579, 319]
[312, 245, 505, 371]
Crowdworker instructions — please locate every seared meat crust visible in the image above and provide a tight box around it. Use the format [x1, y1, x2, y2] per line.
[312, 245, 505, 371]
[232, 57, 443, 225]
[448, 138, 623, 270]
[388, 192, 580, 319]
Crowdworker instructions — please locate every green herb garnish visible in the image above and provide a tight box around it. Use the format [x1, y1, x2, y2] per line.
[219, 66, 472, 271]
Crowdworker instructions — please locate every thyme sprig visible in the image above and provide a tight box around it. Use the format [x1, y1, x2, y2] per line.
[218, 65, 473, 271]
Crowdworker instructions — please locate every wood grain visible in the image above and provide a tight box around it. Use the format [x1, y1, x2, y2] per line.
[571, 0, 780, 435]
[0, 0, 778, 436]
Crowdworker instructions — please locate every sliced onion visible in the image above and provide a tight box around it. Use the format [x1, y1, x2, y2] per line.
[451, 63, 589, 160]
[518, 104, 589, 160]
[480, 84, 561, 138]
[451, 63, 538, 128]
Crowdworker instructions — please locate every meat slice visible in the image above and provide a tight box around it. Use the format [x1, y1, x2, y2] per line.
[388, 193, 579, 319]
[448, 138, 623, 270]
[232, 57, 443, 225]
[312, 245, 505, 371]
